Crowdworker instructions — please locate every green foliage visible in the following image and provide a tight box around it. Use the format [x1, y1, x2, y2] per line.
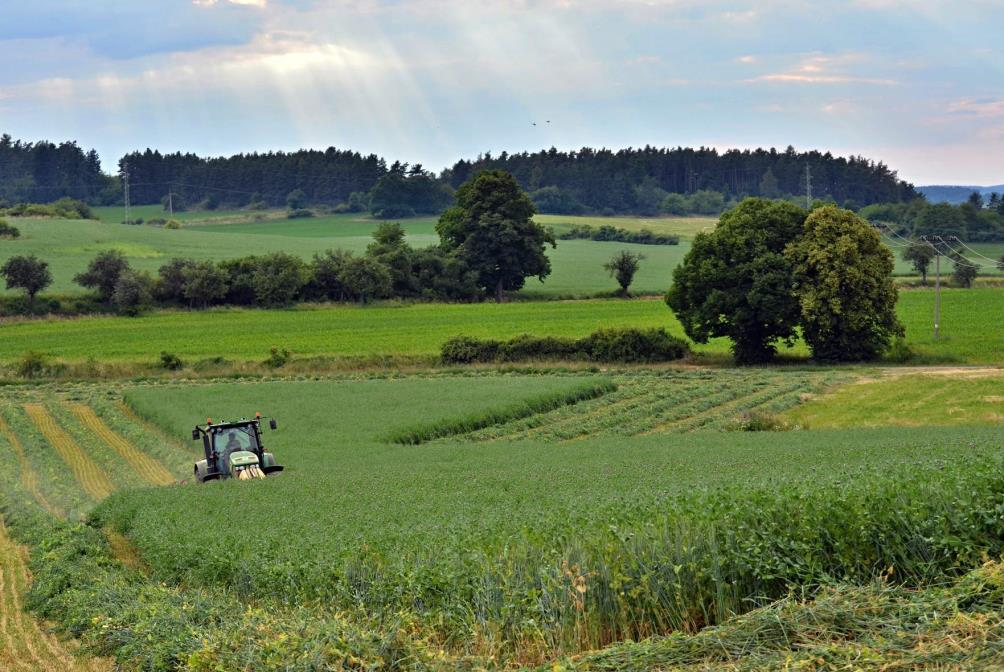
[112, 269, 154, 316]
[14, 350, 54, 378]
[285, 188, 306, 211]
[438, 170, 555, 301]
[440, 328, 689, 364]
[181, 260, 228, 307]
[339, 256, 392, 304]
[915, 202, 967, 239]
[603, 250, 644, 295]
[251, 252, 307, 306]
[667, 198, 807, 364]
[263, 346, 291, 368]
[529, 185, 585, 215]
[903, 241, 936, 283]
[74, 250, 130, 301]
[787, 206, 903, 361]
[0, 219, 20, 238]
[5, 198, 96, 220]
[369, 166, 451, 219]
[1, 254, 51, 300]
[286, 208, 314, 219]
[950, 252, 978, 288]
[558, 223, 679, 245]
[158, 351, 184, 370]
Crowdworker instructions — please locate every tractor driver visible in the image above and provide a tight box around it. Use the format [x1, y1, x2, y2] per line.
[221, 431, 246, 470]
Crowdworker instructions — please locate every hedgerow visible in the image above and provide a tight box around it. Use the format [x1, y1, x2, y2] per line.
[440, 327, 690, 364]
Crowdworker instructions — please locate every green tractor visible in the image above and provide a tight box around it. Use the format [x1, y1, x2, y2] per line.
[192, 413, 284, 483]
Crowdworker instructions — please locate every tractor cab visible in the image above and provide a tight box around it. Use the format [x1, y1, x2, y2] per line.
[192, 414, 283, 483]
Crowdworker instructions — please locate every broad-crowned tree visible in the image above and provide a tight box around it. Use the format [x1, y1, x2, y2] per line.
[666, 198, 807, 364]
[903, 241, 936, 285]
[1, 254, 51, 302]
[786, 206, 903, 361]
[437, 170, 555, 302]
[74, 250, 130, 302]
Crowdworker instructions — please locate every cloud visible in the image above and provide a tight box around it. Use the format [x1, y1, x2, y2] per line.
[0, 1, 267, 59]
[748, 53, 899, 86]
[948, 98, 1004, 119]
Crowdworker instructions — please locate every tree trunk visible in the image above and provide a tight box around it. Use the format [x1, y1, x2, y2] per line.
[495, 278, 504, 303]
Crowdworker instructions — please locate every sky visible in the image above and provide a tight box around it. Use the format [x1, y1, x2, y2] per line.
[0, 0, 1002, 185]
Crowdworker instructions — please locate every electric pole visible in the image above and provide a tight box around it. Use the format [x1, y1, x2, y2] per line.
[168, 191, 173, 217]
[805, 163, 812, 209]
[122, 161, 131, 225]
[923, 236, 941, 339]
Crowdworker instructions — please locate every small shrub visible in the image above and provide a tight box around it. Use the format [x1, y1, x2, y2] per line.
[583, 328, 690, 363]
[264, 346, 291, 368]
[159, 351, 184, 370]
[164, 219, 182, 229]
[15, 351, 56, 379]
[287, 208, 314, 219]
[0, 220, 20, 238]
[884, 336, 915, 364]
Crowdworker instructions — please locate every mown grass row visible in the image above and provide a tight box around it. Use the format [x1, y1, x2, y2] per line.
[458, 370, 838, 441]
[387, 379, 617, 444]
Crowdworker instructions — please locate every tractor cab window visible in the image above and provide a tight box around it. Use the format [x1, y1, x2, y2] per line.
[213, 426, 259, 456]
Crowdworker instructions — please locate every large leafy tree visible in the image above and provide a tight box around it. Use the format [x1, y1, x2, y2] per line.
[786, 206, 903, 361]
[666, 198, 807, 364]
[1, 254, 51, 302]
[74, 250, 130, 302]
[437, 170, 555, 302]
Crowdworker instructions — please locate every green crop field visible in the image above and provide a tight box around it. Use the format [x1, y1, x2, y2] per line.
[2, 370, 1002, 668]
[1, 288, 1002, 366]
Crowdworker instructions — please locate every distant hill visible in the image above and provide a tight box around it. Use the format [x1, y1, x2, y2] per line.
[919, 184, 1004, 204]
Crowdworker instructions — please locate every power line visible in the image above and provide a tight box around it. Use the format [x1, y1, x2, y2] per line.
[946, 236, 1003, 267]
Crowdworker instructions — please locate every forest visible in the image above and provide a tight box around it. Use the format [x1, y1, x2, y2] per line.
[0, 135, 918, 216]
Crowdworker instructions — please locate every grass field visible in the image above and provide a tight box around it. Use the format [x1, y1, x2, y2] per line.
[784, 369, 1004, 428]
[0, 288, 1001, 366]
[0, 211, 690, 297]
[2, 368, 1004, 668]
[9, 207, 998, 299]
[88, 375, 1004, 663]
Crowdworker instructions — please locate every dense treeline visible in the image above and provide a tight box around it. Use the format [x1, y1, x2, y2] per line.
[0, 134, 117, 205]
[860, 192, 1004, 242]
[448, 145, 918, 213]
[1, 134, 919, 216]
[119, 147, 387, 209]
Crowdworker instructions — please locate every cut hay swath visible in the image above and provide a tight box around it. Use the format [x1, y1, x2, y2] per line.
[70, 404, 174, 486]
[23, 404, 114, 501]
[0, 520, 109, 672]
[0, 415, 60, 517]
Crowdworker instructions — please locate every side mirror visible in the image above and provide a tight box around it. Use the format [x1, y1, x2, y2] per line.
[192, 429, 200, 441]
[269, 419, 277, 430]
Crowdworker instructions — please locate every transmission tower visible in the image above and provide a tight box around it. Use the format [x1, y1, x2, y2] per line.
[122, 161, 131, 225]
[805, 163, 812, 209]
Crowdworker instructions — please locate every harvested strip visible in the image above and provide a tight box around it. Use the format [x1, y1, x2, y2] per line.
[71, 405, 174, 486]
[23, 404, 114, 501]
[0, 520, 108, 671]
[0, 414, 61, 518]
